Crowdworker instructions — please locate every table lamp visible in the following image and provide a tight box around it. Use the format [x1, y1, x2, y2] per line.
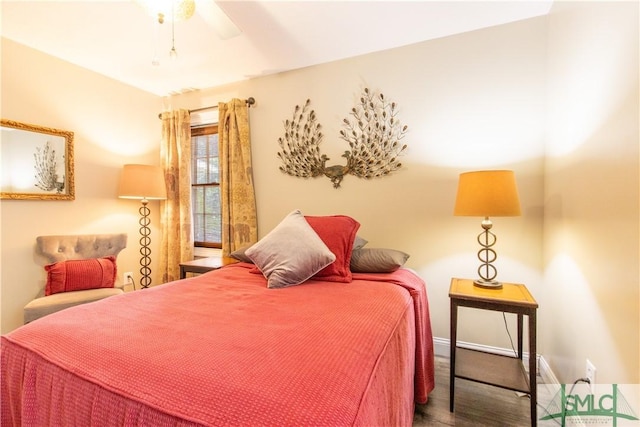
[453, 170, 521, 289]
[118, 164, 167, 289]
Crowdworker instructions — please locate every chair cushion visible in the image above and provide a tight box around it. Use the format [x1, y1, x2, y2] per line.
[24, 287, 124, 324]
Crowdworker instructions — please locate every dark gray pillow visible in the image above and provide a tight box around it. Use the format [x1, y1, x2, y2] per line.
[350, 248, 409, 273]
[229, 245, 253, 263]
[353, 235, 368, 250]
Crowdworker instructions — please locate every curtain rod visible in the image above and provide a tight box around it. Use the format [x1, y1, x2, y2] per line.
[158, 97, 256, 119]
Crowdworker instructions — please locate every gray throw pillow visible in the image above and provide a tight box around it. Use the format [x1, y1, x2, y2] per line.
[246, 210, 336, 288]
[231, 235, 367, 264]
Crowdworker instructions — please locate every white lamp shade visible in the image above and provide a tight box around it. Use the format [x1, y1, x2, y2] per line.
[454, 170, 521, 217]
[118, 164, 167, 200]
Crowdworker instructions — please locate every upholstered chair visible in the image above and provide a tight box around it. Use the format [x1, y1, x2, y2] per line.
[24, 233, 128, 324]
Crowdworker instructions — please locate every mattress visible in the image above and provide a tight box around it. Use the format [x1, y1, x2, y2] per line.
[2, 263, 434, 426]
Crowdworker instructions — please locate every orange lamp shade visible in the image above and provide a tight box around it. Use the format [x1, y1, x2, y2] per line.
[118, 164, 167, 200]
[453, 170, 521, 217]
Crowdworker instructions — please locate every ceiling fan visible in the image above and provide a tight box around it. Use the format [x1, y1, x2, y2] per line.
[134, 0, 242, 40]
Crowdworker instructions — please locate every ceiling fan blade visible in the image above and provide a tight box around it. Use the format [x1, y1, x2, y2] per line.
[196, 0, 242, 40]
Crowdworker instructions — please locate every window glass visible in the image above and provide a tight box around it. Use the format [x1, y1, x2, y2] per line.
[191, 125, 220, 248]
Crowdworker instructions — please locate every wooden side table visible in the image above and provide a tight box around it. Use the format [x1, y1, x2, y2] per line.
[449, 277, 538, 426]
[179, 256, 237, 279]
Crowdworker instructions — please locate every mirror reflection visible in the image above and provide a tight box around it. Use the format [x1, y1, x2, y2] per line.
[1, 119, 74, 200]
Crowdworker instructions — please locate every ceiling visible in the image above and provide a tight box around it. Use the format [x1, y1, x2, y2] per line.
[1, 1, 553, 97]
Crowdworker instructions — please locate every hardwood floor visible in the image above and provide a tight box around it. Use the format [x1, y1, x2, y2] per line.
[413, 356, 533, 426]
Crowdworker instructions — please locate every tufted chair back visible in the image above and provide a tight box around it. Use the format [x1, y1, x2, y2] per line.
[36, 234, 128, 264]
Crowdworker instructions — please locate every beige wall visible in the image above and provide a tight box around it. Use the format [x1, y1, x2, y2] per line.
[1, 38, 164, 333]
[2, 1, 638, 389]
[544, 1, 639, 385]
[176, 3, 639, 386]
[174, 16, 548, 354]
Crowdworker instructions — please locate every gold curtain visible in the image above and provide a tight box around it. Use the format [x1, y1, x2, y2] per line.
[218, 99, 258, 256]
[159, 109, 193, 283]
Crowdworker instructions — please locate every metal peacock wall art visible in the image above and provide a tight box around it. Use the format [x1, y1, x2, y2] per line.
[277, 87, 408, 188]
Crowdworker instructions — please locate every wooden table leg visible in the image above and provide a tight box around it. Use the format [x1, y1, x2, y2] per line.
[529, 310, 537, 426]
[450, 299, 458, 412]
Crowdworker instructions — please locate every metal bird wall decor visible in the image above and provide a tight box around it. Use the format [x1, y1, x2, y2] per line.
[277, 88, 408, 188]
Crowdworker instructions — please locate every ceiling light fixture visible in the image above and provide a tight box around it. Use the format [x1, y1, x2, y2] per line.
[169, 4, 178, 60]
[136, 0, 195, 22]
[137, 0, 195, 66]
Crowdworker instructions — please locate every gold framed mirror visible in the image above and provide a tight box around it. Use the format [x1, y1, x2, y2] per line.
[1, 119, 75, 200]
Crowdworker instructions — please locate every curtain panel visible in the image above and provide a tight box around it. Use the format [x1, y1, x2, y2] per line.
[159, 109, 193, 283]
[218, 99, 258, 256]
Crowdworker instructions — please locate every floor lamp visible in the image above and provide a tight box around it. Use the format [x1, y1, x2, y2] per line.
[453, 170, 521, 289]
[118, 164, 167, 289]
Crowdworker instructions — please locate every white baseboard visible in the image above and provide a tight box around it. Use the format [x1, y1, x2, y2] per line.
[433, 336, 557, 384]
[537, 353, 559, 384]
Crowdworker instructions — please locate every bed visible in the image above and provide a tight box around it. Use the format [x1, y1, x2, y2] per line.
[2, 213, 434, 426]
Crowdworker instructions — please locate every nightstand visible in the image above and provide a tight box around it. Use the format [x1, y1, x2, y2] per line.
[179, 256, 237, 279]
[449, 277, 538, 426]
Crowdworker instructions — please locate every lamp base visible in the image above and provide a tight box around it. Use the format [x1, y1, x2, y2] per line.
[473, 279, 503, 289]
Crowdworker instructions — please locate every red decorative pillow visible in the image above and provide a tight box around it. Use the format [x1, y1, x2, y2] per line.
[44, 256, 118, 296]
[305, 215, 360, 282]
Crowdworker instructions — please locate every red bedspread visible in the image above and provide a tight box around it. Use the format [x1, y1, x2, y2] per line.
[2, 263, 434, 426]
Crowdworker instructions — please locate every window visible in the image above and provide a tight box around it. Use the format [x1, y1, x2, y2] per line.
[191, 125, 221, 248]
